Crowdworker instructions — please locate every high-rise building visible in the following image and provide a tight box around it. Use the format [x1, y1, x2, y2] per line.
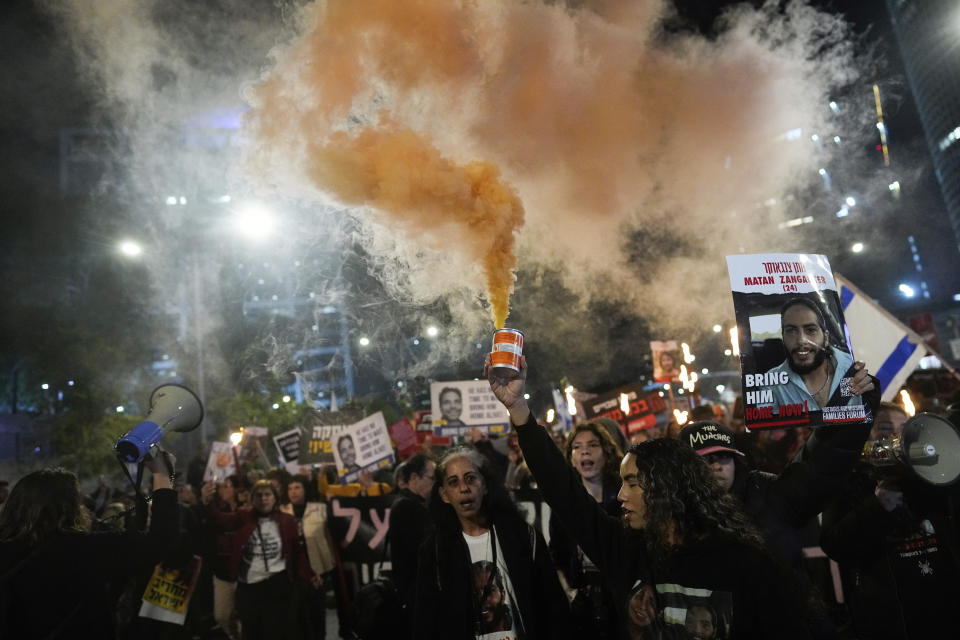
[886, 0, 960, 254]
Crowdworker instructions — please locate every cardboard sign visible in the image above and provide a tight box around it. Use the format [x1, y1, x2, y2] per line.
[273, 427, 302, 464]
[202, 442, 236, 483]
[332, 412, 396, 483]
[727, 253, 869, 429]
[388, 418, 420, 459]
[138, 555, 202, 625]
[581, 383, 667, 434]
[429, 380, 510, 437]
[650, 340, 682, 383]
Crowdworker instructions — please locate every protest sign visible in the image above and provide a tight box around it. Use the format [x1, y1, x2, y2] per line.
[298, 410, 363, 464]
[202, 442, 236, 482]
[387, 418, 420, 459]
[727, 253, 869, 429]
[273, 427, 302, 464]
[332, 412, 396, 483]
[650, 340, 682, 382]
[429, 380, 510, 437]
[581, 383, 667, 434]
[138, 556, 202, 625]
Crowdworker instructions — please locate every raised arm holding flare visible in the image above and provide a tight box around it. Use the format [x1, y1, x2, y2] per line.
[486, 354, 810, 640]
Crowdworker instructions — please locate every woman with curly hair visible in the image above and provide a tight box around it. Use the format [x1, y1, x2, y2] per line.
[550, 423, 623, 638]
[413, 447, 571, 640]
[488, 355, 809, 640]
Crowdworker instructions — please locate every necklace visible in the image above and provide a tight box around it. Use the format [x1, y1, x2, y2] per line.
[809, 362, 833, 401]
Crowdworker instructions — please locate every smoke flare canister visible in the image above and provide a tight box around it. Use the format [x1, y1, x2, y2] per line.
[491, 328, 524, 374]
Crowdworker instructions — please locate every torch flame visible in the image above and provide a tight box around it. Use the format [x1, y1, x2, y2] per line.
[899, 389, 916, 417]
[620, 392, 631, 416]
[546, 408, 555, 423]
[730, 328, 740, 357]
[673, 409, 689, 426]
[229, 429, 244, 447]
[565, 386, 577, 416]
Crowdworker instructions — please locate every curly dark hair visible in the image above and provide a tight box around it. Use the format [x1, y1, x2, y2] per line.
[564, 422, 623, 490]
[0, 468, 91, 546]
[625, 438, 765, 570]
[428, 446, 520, 532]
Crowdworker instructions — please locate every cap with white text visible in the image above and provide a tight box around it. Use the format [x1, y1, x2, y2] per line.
[678, 421, 745, 456]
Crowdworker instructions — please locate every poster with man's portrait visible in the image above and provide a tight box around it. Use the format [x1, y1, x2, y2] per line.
[332, 412, 395, 484]
[726, 253, 869, 430]
[429, 380, 511, 437]
[650, 340, 682, 383]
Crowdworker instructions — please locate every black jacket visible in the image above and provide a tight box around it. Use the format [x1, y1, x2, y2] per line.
[389, 488, 433, 609]
[518, 414, 809, 640]
[820, 468, 960, 639]
[0, 488, 179, 640]
[413, 507, 571, 639]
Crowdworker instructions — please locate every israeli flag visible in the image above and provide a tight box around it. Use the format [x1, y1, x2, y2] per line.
[551, 387, 574, 432]
[836, 274, 927, 401]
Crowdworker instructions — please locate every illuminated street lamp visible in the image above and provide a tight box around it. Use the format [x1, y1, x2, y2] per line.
[118, 240, 143, 257]
[232, 203, 275, 241]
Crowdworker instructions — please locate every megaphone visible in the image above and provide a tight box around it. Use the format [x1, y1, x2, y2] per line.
[862, 412, 960, 487]
[115, 384, 204, 463]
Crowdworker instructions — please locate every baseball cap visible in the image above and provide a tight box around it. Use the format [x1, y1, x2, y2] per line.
[678, 421, 744, 457]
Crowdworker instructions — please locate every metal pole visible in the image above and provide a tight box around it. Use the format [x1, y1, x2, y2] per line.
[192, 255, 208, 445]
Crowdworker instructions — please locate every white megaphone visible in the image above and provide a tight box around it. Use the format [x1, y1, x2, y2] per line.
[115, 384, 204, 463]
[862, 412, 960, 487]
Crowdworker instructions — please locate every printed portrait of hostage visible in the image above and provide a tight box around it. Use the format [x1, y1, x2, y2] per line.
[757, 297, 866, 417]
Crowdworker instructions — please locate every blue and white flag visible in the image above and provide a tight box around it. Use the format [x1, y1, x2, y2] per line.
[551, 387, 574, 432]
[836, 274, 927, 401]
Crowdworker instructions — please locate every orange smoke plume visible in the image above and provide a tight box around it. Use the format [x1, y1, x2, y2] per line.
[306, 123, 522, 328]
[246, 0, 521, 327]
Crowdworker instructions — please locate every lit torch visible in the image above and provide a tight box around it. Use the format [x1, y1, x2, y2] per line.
[899, 389, 916, 417]
[230, 428, 244, 480]
[565, 385, 578, 417]
[620, 393, 631, 416]
[730, 328, 740, 357]
[673, 409, 689, 426]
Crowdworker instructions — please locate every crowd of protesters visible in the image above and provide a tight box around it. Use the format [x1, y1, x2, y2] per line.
[1, 352, 959, 640]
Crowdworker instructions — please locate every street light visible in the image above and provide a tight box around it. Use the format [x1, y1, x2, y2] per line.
[898, 283, 915, 298]
[851, 242, 864, 253]
[359, 337, 370, 346]
[118, 240, 143, 257]
[232, 203, 275, 241]
[426, 326, 439, 337]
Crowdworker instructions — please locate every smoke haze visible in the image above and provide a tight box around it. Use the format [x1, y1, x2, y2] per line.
[44, 0, 865, 389]
[245, 0, 858, 334]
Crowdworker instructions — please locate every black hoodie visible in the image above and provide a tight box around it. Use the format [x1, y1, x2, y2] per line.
[518, 414, 809, 640]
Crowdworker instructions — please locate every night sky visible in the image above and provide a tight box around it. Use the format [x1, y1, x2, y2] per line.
[1, 0, 957, 423]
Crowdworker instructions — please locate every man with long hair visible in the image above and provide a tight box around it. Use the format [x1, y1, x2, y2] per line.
[487, 355, 809, 639]
[0, 455, 178, 639]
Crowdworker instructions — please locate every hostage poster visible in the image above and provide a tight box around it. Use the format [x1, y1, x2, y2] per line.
[332, 412, 396, 483]
[429, 380, 511, 437]
[726, 253, 869, 430]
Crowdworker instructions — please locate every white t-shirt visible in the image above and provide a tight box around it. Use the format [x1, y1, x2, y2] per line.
[240, 518, 286, 584]
[463, 527, 522, 640]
